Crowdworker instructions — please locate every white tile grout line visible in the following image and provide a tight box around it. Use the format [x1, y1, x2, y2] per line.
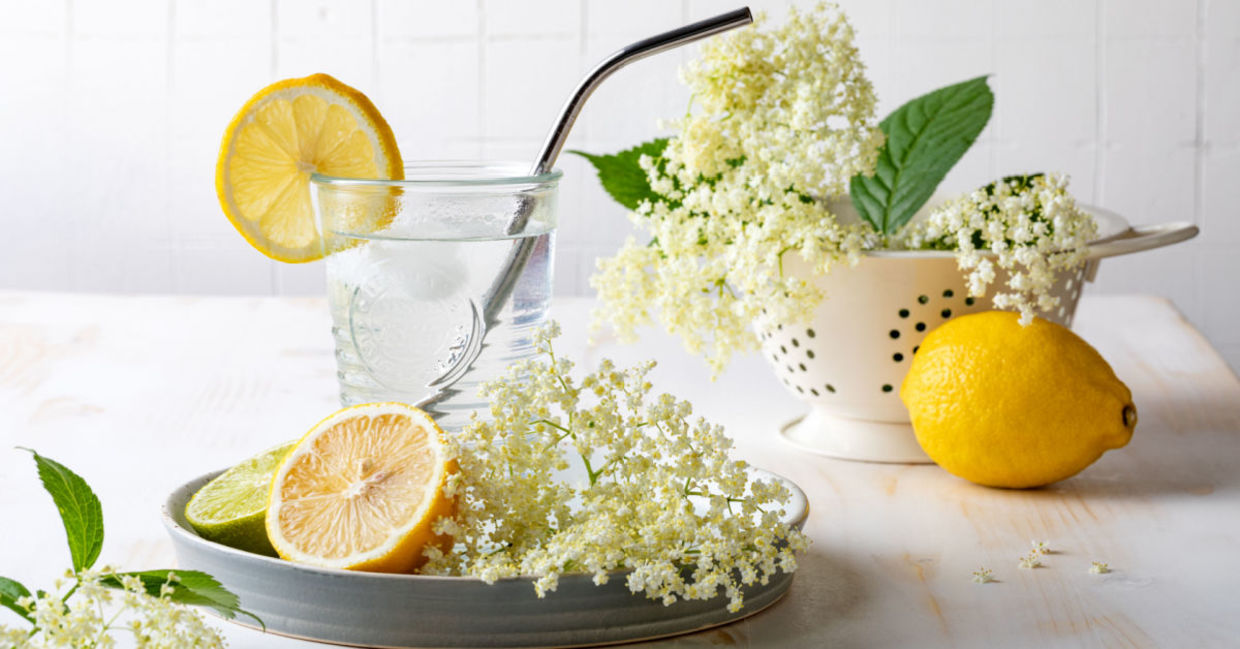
[1194, 0, 1206, 227]
[988, 0, 998, 180]
[477, 0, 486, 150]
[1093, 0, 1106, 208]
[165, 0, 177, 289]
[269, 0, 280, 294]
[370, 0, 379, 93]
[1193, 0, 1206, 317]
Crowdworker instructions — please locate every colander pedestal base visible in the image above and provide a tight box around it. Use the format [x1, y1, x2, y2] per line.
[778, 409, 933, 464]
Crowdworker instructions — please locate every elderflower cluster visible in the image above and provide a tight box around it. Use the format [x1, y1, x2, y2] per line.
[421, 323, 808, 612]
[0, 569, 224, 649]
[971, 567, 995, 584]
[592, 3, 884, 374]
[903, 173, 1097, 325]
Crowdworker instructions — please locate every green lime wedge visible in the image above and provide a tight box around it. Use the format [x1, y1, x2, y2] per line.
[185, 440, 296, 556]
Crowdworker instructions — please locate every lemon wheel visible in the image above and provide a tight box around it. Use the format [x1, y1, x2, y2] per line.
[215, 73, 403, 263]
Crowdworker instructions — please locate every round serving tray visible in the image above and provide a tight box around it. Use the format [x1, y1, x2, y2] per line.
[162, 468, 809, 648]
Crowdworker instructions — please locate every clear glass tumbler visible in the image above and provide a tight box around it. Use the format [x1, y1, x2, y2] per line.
[311, 162, 560, 432]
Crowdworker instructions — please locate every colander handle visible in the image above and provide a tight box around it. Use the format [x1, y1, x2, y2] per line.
[1086, 222, 1198, 260]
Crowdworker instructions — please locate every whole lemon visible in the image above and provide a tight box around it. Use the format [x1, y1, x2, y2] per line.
[901, 311, 1137, 488]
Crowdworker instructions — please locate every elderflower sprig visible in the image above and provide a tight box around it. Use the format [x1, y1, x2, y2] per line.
[5, 569, 227, 649]
[591, 3, 884, 374]
[971, 567, 995, 584]
[1089, 561, 1110, 575]
[421, 323, 808, 612]
[1018, 551, 1043, 569]
[903, 173, 1097, 324]
[0, 449, 255, 648]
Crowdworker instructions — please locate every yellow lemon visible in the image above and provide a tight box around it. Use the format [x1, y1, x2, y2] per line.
[901, 311, 1137, 488]
[216, 73, 402, 263]
[267, 403, 455, 572]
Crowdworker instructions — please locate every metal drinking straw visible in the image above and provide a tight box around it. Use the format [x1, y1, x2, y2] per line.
[417, 7, 753, 415]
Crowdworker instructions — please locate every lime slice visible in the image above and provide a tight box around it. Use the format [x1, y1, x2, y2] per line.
[186, 441, 296, 556]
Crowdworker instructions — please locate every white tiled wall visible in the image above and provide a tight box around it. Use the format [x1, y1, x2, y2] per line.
[1, 0, 1237, 369]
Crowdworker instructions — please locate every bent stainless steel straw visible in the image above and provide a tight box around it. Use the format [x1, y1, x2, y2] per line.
[418, 7, 753, 415]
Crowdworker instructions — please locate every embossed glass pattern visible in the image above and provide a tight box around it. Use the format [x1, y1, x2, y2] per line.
[312, 162, 560, 431]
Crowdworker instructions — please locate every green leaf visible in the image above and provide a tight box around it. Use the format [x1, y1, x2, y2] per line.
[850, 76, 994, 236]
[0, 576, 34, 624]
[20, 448, 104, 573]
[101, 570, 264, 630]
[569, 138, 669, 211]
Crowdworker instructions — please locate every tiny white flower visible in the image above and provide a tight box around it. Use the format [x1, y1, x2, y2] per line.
[1089, 561, 1110, 575]
[972, 567, 995, 584]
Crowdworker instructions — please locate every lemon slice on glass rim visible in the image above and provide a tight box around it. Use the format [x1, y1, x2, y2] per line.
[215, 73, 403, 263]
[266, 402, 456, 573]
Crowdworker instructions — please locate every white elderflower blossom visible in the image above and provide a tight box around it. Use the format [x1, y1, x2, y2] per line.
[1018, 552, 1043, 569]
[421, 323, 808, 612]
[904, 173, 1096, 324]
[971, 567, 995, 584]
[591, 3, 884, 374]
[1, 568, 225, 649]
[1089, 561, 1110, 575]
[1031, 540, 1051, 555]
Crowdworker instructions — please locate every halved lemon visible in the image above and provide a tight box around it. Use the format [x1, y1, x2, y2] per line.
[215, 73, 403, 262]
[266, 403, 455, 572]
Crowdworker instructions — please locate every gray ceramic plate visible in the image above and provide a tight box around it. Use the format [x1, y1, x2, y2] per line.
[162, 468, 808, 648]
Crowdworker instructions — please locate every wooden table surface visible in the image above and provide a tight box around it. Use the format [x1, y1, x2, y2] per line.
[2, 291, 1239, 648]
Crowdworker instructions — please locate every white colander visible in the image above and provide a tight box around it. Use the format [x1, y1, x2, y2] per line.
[756, 208, 1197, 463]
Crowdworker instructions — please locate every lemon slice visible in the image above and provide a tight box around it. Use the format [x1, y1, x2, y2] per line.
[185, 440, 297, 556]
[215, 73, 403, 262]
[266, 403, 455, 572]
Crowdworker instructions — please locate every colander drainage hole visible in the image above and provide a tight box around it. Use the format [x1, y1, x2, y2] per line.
[889, 329, 901, 339]
[898, 309, 910, 318]
[941, 309, 952, 319]
[806, 349, 815, 359]
[943, 289, 954, 298]
[893, 353, 904, 362]
[825, 384, 836, 393]
[882, 384, 893, 393]
[915, 322, 926, 332]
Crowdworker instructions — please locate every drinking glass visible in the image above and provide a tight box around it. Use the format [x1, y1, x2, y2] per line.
[311, 162, 560, 431]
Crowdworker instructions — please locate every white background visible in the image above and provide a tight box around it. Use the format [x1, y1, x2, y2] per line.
[1, 0, 1237, 369]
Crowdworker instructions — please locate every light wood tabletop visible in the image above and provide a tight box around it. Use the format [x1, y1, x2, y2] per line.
[2, 291, 1238, 648]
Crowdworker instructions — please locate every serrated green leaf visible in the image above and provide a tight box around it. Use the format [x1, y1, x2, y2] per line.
[569, 138, 669, 211]
[851, 76, 994, 236]
[101, 570, 264, 629]
[20, 448, 104, 573]
[0, 576, 34, 624]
